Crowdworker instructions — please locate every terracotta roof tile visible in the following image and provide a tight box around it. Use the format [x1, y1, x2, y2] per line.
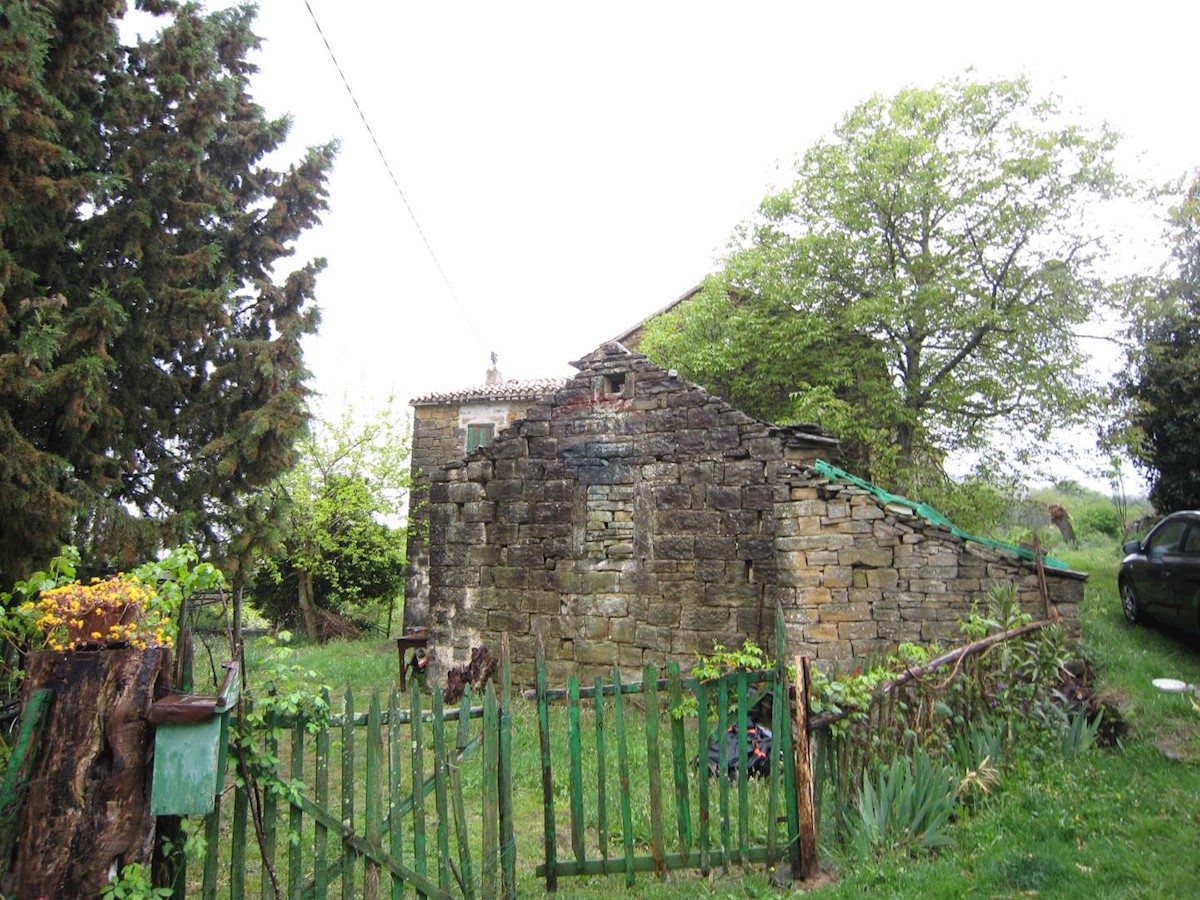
[410, 377, 571, 406]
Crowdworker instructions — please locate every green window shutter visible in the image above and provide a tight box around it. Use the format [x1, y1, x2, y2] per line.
[466, 423, 495, 452]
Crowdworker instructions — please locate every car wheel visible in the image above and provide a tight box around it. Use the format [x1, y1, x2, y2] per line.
[1120, 581, 1140, 625]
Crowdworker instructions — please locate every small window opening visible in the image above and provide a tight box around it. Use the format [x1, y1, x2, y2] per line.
[603, 372, 626, 396]
[466, 423, 495, 452]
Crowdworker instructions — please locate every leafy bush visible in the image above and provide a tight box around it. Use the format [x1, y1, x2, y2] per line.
[1072, 504, 1124, 541]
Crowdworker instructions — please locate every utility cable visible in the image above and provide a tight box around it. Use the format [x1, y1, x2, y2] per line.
[300, 0, 486, 354]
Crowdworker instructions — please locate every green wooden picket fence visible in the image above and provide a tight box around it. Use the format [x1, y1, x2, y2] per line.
[178, 642, 517, 900]
[532, 616, 812, 890]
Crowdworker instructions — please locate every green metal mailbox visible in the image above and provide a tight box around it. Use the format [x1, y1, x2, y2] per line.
[149, 661, 240, 816]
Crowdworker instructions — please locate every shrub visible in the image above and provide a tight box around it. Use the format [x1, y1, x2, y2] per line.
[1072, 503, 1124, 541]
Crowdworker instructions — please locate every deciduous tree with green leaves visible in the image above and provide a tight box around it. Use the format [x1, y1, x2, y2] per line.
[0, 1, 335, 585]
[645, 75, 1127, 493]
[253, 405, 410, 642]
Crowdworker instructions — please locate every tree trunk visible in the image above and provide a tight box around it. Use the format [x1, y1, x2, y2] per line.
[12, 648, 170, 899]
[297, 570, 320, 642]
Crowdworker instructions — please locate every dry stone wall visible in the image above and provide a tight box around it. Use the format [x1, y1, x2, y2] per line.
[420, 344, 1086, 687]
[424, 344, 786, 687]
[771, 470, 1084, 664]
[407, 398, 538, 630]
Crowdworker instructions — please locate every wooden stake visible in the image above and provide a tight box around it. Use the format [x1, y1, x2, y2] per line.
[792, 656, 818, 882]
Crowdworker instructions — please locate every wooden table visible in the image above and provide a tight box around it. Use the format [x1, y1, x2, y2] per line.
[395, 630, 428, 691]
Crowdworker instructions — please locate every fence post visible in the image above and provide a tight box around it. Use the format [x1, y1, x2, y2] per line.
[498, 633, 517, 899]
[793, 655, 818, 881]
[535, 636, 557, 891]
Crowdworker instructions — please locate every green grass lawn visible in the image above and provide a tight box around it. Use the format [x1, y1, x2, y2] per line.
[807, 547, 1200, 899]
[227, 548, 1200, 898]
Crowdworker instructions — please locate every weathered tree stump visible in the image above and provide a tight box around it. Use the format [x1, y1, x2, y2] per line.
[11, 648, 170, 899]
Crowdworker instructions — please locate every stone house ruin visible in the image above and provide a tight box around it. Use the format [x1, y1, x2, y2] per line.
[405, 342, 1085, 687]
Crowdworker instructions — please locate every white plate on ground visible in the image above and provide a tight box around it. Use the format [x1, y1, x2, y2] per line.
[1152, 678, 1192, 693]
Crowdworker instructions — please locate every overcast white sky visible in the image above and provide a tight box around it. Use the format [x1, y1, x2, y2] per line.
[177, 1, 1199, 487]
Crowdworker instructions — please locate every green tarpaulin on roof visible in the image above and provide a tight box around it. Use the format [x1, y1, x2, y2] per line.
[812, 459, 1068, 569]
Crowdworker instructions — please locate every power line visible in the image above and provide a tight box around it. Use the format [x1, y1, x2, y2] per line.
[300, 0, 486, 354]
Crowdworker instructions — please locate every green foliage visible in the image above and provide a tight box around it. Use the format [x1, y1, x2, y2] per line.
[917, 471, 1016, 537]
[252, 404, 409, 639]
[1118, 172, 1200, 512]
[647, 75, 1129, 493]
[1073, 503, 1124, 541]
[99, 862, 171, 900]
[850, 748, 959, 857]
[0, 544, 223, 690]
[232, 632, 330, 808]
[0, 3, 336, 586]
[676, 639, 774, 719]
[1060, 707, 1104, 759]
[640, 278, 902, 481]
[690, 639, 772, 681]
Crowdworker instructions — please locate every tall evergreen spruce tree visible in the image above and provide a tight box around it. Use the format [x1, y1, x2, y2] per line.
[0, 1, 335, 583]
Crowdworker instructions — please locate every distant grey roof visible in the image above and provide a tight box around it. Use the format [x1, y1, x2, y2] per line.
[410, 377, 571, 406]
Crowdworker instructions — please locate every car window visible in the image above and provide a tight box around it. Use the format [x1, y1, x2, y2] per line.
[1184, 527, 1200, 555]
[1147, 519, 1190, 556]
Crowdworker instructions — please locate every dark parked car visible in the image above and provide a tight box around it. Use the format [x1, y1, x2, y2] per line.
[1119, 511, 1200, 637]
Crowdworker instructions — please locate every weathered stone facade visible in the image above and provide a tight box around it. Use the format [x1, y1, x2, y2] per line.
[416, 343, 1085, 687]
[772, 471, 1084, 664]
[405, 377, 568, 630]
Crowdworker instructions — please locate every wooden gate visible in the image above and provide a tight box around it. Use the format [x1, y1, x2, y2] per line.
[533, 618, 815, 889]
[181, 644, 516, 899]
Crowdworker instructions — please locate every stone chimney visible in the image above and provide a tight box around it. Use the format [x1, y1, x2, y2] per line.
[485, 351, 502, 386]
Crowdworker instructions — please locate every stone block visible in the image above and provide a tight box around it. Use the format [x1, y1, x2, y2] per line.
[746, 438, 783, 459]
[742, 485, 773, 510]
[580, 571, 620, 593]
[634, 624, 674, 652]
[496, 501, 531, 525]
[797, 587, 833, 606]
[506, 545, 545, 567]
[492, 567, 527, 589]
[458, 504, 496, 525]
[694, 559, 727, 583]
[679, 462, 715, 485]
[838, 620, 878, 640]
[657, 510, 722, 533]
[909, 579, 948, 593]
[610, 617, 636, 643]
[867, 569, 900, 590]
[642, 462, 680, 482]
[652, 484, 692, 509]
[681, 606, 733, 632]
[778, 566, 822, 588]
[646, 408, 689, 432]
[804, 623, 840, 642]
[807, 550, 841, 566]
[820, 603, 873, 624]
[706, 486, 742, 510]
[723, 460, 765, 483]
[839, 548, 894, 568]
[518, 592, 560, 616]
[618, 645, 644, 667]
[695, 534, 736, 560]
[654, 535, 694, 559]
[574, 639, 619, 665]
[737, 537, 773, 560]
[488, 609, 529, 633]
[822, 566, 854, 589]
